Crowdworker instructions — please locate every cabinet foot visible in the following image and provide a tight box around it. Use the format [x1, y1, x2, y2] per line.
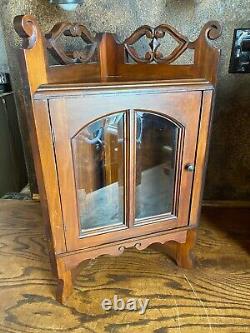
[56, 260, 74, 304]
[151, 229, 197, 269]
[176, 229, 196, 269]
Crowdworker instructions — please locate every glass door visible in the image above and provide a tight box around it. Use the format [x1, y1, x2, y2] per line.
[135, 111, 181, 223]
[48, 90, 202, 251]
[71, 112, 126, 235]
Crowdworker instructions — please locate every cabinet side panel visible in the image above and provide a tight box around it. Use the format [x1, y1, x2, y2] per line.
[33, 99, 66, 254]
[189, 90, 213, 226]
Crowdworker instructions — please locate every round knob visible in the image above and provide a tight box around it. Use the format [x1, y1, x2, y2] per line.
[185, 163, 195, 172]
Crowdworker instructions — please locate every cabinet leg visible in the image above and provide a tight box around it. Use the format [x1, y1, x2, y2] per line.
[176, 229, 196, 269]
[56, 259, 73, 304]
[151, 229, 197, 269]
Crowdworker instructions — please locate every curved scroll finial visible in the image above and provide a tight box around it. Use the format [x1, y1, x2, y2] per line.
[14, 15, 39, 49]
[123, 24, 189, 64]
[200, 20, 222, 41]
[45, 22, 97, 65]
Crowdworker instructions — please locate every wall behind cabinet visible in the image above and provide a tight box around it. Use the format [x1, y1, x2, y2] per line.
[0, 0, 249, 200]
[0, 22, 8, 72]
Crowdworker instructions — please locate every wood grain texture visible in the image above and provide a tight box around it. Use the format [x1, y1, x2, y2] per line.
[0, 199, 249, 333]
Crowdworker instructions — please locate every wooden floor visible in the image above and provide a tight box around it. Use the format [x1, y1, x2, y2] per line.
[0, 200, 249, 333]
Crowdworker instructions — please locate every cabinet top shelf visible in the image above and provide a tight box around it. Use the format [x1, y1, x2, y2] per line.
[14, 15, 222, 96]
[34, 78, 213, 99]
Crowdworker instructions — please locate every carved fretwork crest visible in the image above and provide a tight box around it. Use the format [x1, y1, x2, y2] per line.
[124, 24, 190, 64]
[45, 22, 97, 65]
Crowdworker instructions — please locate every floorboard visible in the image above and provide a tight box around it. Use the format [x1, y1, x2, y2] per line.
[0, 199, 249, 333]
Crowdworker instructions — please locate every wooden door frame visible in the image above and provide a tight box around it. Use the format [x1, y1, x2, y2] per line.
[48, 89, 202, 252]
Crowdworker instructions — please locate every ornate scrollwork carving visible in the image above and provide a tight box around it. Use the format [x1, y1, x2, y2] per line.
[118, 245, 125, 254]
[123, 24, 189, 64]
[14, 15, 39, 49]
[45, 22, 97, 65]
[124, 21, 222, 64]
[200, 20, 222, 41]
[118, 242, 143, 254]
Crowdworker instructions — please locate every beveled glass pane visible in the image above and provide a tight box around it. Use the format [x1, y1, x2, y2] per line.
[135, 111, 179, 220]
[72, 112, 125, 234]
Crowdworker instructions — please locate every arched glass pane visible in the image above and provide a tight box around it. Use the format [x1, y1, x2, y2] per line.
[135, 111, 179, 220]
[72, 112, 125, 233]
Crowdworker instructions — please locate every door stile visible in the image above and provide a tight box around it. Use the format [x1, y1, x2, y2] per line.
[171, 125, 185, 219]
[127, 109, 136, 228]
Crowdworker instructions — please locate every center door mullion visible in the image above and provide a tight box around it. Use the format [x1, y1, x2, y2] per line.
[126, 109, 136, 228]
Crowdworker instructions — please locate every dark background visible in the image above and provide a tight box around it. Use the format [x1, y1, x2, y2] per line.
[0, 0, 249, 200]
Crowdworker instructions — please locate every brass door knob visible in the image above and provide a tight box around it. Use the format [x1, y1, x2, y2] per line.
[185, 163, 195, 172]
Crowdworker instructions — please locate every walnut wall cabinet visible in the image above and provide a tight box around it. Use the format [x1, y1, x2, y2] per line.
[14, 15, 221, 303]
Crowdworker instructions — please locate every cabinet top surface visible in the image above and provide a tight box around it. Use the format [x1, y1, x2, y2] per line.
[34, 78, 213, 99]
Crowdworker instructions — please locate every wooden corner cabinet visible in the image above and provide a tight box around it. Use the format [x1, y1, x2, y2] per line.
[14, 15, 221, 303]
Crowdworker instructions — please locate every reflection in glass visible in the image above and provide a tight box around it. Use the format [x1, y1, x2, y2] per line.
[72, 113, 125, 233]
[135, 111, 179, 220]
